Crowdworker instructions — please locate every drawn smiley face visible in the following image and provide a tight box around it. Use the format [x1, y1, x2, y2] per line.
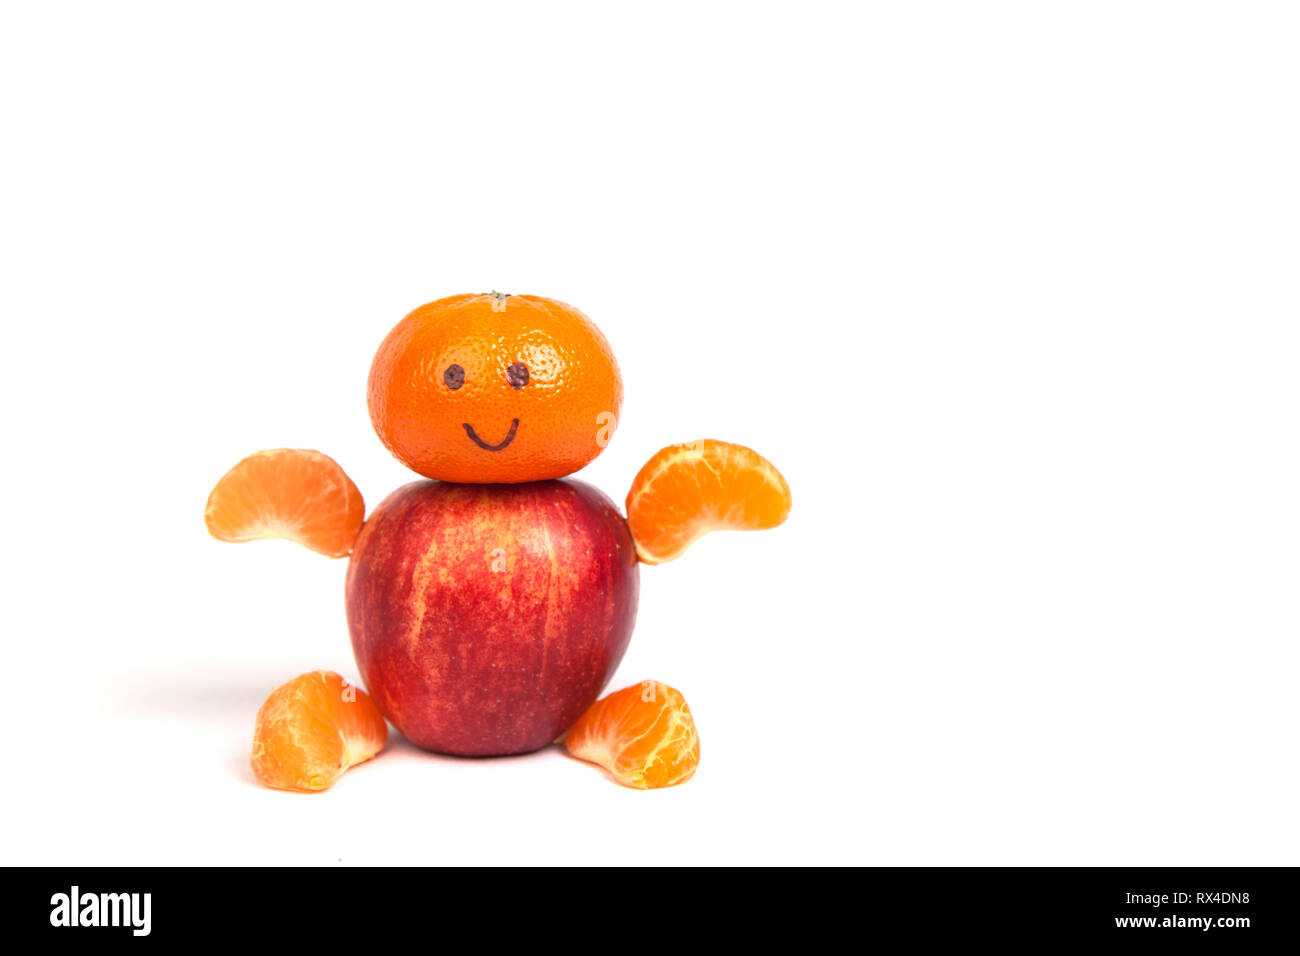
[443, 360, 528, 451]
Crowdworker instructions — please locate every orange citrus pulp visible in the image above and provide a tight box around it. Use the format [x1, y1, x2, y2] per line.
[565, 681, 700, 789]
[625, 440, 791, 564]
[251, 671, 387, 792]
[204, 449, 364, 558]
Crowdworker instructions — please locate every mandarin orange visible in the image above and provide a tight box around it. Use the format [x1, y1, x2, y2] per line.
[367, 293, 623, 484]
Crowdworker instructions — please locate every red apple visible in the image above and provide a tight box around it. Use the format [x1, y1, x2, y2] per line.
[346, 478, 640, 756]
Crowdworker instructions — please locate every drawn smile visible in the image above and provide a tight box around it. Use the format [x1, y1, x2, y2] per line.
[463, 418, 519, 451]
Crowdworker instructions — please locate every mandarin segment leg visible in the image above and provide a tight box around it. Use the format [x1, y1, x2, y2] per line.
[251, 670, 388, 792]
[564, 681, 700, 789]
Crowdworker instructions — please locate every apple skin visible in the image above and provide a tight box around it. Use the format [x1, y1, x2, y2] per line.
[346, 478, 640, 756]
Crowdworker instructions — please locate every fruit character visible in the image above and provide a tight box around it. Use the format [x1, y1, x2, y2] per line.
[206, 293, 790, 787]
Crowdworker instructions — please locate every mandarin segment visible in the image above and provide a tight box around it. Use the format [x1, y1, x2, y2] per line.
[251, 670, 388, 792]
[625, 440, 791, 564]
[565, 681, 700, 789]
[204, 449, 364, 558]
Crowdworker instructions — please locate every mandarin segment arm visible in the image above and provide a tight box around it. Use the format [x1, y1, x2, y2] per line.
[624, 440, 791, 564]
[204, 448, 365, 558]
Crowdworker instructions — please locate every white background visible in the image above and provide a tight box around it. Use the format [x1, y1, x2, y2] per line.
[2, 2, 1297, 866]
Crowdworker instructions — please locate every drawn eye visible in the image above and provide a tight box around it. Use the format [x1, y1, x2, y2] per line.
[507, 362, 529, 389]
[443, 364, 465, 390]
